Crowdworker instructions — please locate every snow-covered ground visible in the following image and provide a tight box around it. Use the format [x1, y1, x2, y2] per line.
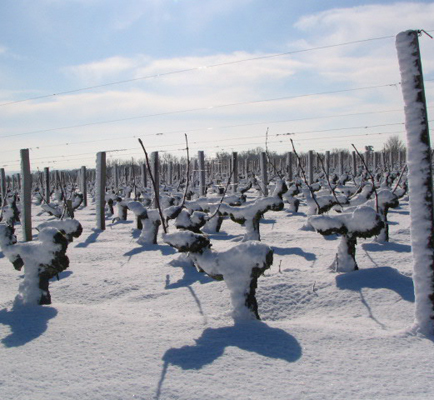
[1, 194, 433, 400]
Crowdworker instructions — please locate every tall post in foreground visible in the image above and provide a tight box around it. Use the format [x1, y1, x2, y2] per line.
[96, 152, 107, 230]
[20, 149, 32, 241]
[81, 166, 88, 207]
[396, 30, 434, 335]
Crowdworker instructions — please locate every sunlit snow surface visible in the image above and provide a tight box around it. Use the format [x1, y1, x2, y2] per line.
[0, 193, 432, 400]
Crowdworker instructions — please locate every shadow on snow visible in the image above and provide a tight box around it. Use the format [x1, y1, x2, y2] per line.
[362, 242, 411, 253]
[162, 321, 302, 370]
[335, 266, 414, 303]
[155, 321, 302, 398]
[75, 229, 103, 248]
[0, 305, 58, 347]
[272, 246, 317, 261]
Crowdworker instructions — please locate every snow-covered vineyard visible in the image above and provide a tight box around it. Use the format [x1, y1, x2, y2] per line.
[1, 30, 434, 400]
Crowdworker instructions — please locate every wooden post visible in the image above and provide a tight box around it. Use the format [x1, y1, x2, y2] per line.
[96, 152, 107, 230]
[338, 151, 344, 175]
[259, 152, 268, 196]
[81, 166, 88, 207]
[325, 151, 330, 176]
[141, 163, 147, 188]
[364, 150, 370, 172]
[20, 149, 32, 241]
[286, 152, 293, 181]
[232, 152, 238, 193]
[168, 161, 173, 186]
[352, 151, 357, 176]
[114, 164, 119, 192]
[0, 168, 6, 206]
[151, 152, 159, 208]
[307, 150, 314, 184]
[44, 167, 50, 203]
[396, 29, 434, 334]
[198, 151, 206, 197]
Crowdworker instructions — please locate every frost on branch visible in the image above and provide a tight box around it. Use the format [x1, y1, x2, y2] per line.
[309, 206, 384, 272]
[164, 231, 273, 320]
[0, 222, 82, 305]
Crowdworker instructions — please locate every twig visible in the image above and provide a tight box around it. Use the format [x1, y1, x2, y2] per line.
[207, 166, 234, 221]
[180, 134, 190, 208]
[317, 154, 343, 208]
[264, 127, 284, 180]
[351, 144, 379, 213]
[290, 139, 321, 213]
[392, 164, 408, 193]
[138, 139, 168, 234]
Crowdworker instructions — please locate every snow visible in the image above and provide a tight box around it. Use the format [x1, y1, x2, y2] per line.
[0, 194, 433, 399]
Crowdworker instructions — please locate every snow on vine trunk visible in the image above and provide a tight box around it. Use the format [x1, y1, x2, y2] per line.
[396, 30, 434, 335]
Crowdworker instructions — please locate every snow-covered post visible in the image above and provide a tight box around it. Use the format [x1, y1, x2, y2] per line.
[0, 168, 6, 206]
[151, 152, 159, 208]
[96, 152, 107, 230]
[20, 149, 32, 242]
[232, 152, 238, 193]
[396, 30, 434, 335]
[259, 152, 268, 196]
[198, 151, 206, 197]
[308, 150, 314, 184]
[80, 166, 87, 207]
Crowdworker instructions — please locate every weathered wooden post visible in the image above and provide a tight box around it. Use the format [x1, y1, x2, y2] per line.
[232, 152, 238, 193]
[0, 168, 6, 206]
[286, 152, 293, 181]
[96, 152, 107, 230]
[139, 163, 146, 189]
[151, 152, 159, 208]
[168, 161, 173, 186]
[44, 167, 50, 203]
[325, 151, 330, 176]
[352, 151, 357, 176]
[338, 151, 344, 175]
[307, 150, 314, 184]
[20, 149, 32, 241]
[396, 29, 434, 334]
[81, 166, 88, 207]
[113, 164, 119, 192]
[198, 151, 206, 197]
[364, 150, 370, 172]
[259, 152, 268, 196]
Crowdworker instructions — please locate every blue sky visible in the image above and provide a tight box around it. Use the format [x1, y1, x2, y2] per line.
[1, 0, 434, 171]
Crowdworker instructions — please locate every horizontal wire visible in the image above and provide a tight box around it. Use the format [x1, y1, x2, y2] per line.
[0, 129, 408, 169]
[0, 34, 398, 108]
[0, 82, 402, 139]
